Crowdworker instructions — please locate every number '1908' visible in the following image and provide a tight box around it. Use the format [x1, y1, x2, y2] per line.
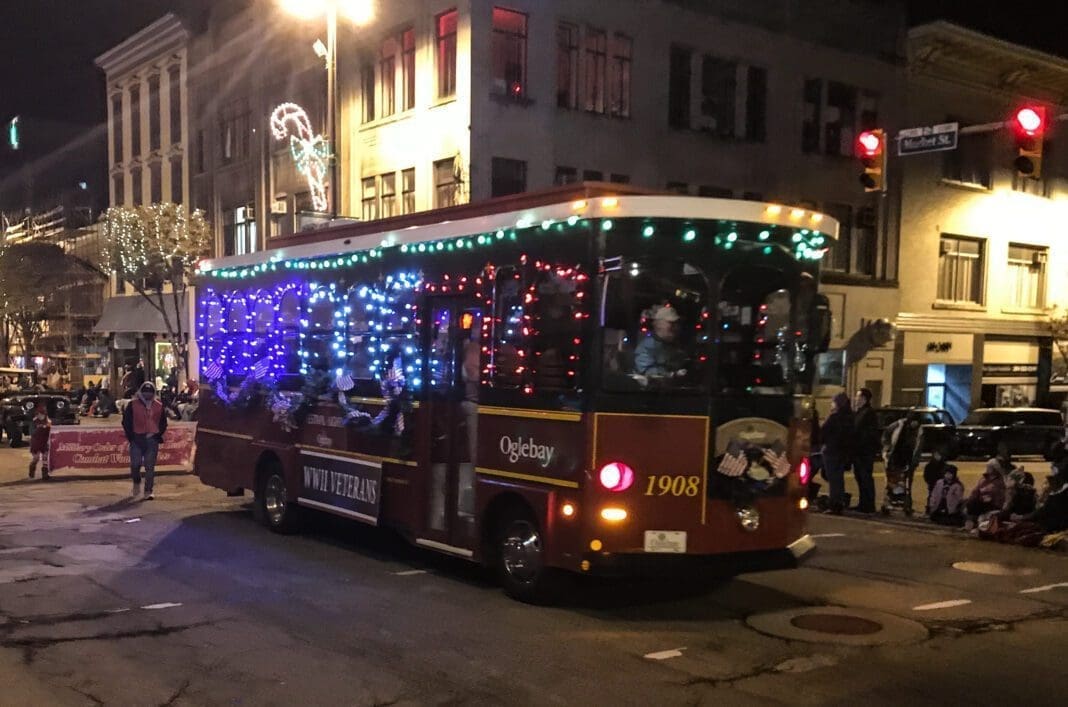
[644, 475, 701, 497]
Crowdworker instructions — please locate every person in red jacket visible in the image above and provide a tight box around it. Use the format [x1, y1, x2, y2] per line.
[964, 460, 1008, 531]
[121, 381, 167, 500]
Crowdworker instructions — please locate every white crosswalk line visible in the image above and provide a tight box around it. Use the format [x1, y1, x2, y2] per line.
[913, 599, 972, 611]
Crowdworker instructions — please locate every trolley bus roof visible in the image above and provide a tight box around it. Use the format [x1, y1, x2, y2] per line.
[197, 184, 838, 275]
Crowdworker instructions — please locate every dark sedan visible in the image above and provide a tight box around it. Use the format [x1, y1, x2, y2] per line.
[0, 369, 79, 447]
[953, 408, 1064, 459]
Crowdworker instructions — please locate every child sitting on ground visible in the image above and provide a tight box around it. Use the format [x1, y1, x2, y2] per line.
[928, 463, 964, 526]
[28, 402, 51, 480]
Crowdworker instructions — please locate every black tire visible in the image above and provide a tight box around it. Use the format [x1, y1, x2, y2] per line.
[493, 507, 563, 604]
[254, 465, 302, 534]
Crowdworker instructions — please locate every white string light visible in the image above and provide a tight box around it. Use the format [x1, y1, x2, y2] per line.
[270, 102, 331, 213]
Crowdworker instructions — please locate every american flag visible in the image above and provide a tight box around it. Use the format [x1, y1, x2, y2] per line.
[202, 360, 223, 382]
[251, 357, 271, 380]
[718, 443, 750, 477]
[763, 444, 792, 478]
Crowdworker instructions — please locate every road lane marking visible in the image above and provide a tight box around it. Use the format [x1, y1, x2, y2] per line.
[393, 570, 427, 576]
[810, 533, 847, 538]
[141, 602, 183, 610]
[913, 599, 972, 611]
[1020, 582, 1068, 594]
[124, 518, 142, 523]
[644, 648, 686, 661]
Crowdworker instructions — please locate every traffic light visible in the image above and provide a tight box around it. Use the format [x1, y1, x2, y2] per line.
[856, 129, 886, 192]
[1012, 106, 1046, 179]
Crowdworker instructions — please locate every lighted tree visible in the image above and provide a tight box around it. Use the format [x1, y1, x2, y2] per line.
[0, 241, 76, 365]
[99, 204, 212, 377]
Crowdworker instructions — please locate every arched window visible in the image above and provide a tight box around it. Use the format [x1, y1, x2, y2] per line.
[249, 290, 275, 378]
[305, 290, 337, 372]
[200, 294, 225, 378]
[346, 286, 374, 381]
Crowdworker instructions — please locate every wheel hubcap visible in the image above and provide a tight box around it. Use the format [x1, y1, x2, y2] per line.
[265, 475, 287, 526]
[501, 520, 543, 584]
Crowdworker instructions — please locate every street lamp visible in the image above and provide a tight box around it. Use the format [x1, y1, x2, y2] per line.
[279, 0, 375, 217]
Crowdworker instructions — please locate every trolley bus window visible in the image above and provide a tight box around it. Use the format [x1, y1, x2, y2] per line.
[305, 295, 335, 371]
[250, 293, 274, 373]
[600, 259, 710, 392]
[225, 295, 250, 381]
[278, 289, 302, 377]
[491, 267, 525, 389]
[201, 294, 224, 378]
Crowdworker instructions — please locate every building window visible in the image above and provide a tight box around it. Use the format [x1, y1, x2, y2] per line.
[220, 106, 250, 164]
[937, 235, 985, 304]
[583, 169, 603, 182]
[169, 158, 183, 203]
[223, 205, 256, 257]
[148, 75, 161, 152]
[608, 34, 632, 118]
[436, 9, 458, 99]
[434, 157, 459, 208]
[822, 203, 852, 272]
[745, 67, 767, 142]
[362, 62, 376, 122]
[668, 46, 692, 129]
[401, 168, 416, 214]
[698, 185, 732, 198]
[111, 94, 124, 165]
[584, 28, 607, 113]
[492, 7, 527, 98]
[555, 166, 578, 185]
[112, 173, 124, 206]
[130, 86, 141, 158]
[803, 79, 878, 156]
[381, 172, 397, 218]
[168, 65, 182, 146]
[361, 177, 378, 221]
[698, 56, 735, 137]
[150, 162, 162, 204]
[802, 78, 822, 154]
[1007, 243, 1047, 309]
[379, 35, 398, 117]
[491, 157, 527, 197]
[822, 203, 876, 276]
[402, 28, 416, 111]
[943, 131, 992, 189]
[131, 166, 142, 204]
[610, 173, 630, 184]
[556, 23, 579, 109]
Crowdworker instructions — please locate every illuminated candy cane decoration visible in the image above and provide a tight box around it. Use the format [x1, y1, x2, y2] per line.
[270, 102, 331, 213]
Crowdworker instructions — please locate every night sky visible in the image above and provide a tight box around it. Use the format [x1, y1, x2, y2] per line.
[0, 1, 1066, 126]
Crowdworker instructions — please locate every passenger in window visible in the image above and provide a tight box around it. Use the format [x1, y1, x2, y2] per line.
[634, 305, 687, 378]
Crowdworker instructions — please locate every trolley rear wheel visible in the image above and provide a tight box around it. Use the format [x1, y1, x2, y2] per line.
[494, 508, 563, 604]
[254, 465, 302, 534]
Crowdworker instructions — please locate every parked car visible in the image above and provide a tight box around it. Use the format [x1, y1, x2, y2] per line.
[953, 407, 1064, 459]
[0, 367, 78, 447]
[876, 406, 956, 459]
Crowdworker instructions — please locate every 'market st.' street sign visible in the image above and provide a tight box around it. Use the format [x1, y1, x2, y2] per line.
[896, 122, 959, 156]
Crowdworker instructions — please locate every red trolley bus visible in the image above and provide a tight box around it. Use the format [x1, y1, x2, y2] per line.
[193, 185, 836, 602]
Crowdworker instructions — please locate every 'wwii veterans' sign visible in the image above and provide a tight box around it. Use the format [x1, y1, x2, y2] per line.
[897, 122, 959, 156]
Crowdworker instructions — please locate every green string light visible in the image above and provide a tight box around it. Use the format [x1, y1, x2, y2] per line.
[642, 225, 654, 238]
[683, 229, 696, 242]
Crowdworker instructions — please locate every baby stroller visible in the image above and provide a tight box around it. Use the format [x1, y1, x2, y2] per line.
[881, 418, 920, 516]
[881, 463, 915, 516]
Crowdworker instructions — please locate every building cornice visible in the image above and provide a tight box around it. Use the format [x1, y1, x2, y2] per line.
[95, 14, 189, 80]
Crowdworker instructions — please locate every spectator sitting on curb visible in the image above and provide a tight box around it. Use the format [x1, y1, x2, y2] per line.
[927, 463, 964, 526]
[964, 462, 1007, 532]
[994, 454, 1068, 546]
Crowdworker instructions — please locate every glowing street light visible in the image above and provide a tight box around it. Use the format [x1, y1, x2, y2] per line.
[278, 0, 375, 216]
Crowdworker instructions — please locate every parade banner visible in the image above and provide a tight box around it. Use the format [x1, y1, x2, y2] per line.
[47, 423, 197, 474]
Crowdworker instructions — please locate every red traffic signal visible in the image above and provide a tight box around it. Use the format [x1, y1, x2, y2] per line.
[856, 130, 886, 192]
[1015, 107, 1045, 136]
[857, 131, 883, 157]
[1012, 106, 1047, 178]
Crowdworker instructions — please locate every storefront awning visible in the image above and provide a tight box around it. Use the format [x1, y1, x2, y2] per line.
[92, 295, 189, 336]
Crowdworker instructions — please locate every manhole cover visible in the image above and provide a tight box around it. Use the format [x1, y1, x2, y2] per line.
[952, 561, 1039, 577]
[790, 613, 882, 635]
[747, 606, 928, 646]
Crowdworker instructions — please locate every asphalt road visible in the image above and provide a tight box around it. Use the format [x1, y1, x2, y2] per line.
[1, 445, 1067, 706]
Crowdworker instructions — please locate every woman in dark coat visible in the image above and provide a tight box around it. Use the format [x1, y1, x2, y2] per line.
[820, 392, 854, 514]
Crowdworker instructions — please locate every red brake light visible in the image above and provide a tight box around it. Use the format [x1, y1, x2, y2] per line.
[798, 457, 811, 485]
[1016, 107, 1044, 135]
[598, 462, 635, 492]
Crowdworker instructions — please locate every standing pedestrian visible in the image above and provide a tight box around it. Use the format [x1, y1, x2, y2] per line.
[820, 392, 855, 514]
[122, 382, 167, 500]
[27, 402, 51, 480]
[851, 388, 879, 513]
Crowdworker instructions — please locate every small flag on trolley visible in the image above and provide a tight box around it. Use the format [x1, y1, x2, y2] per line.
[202, 360, 223, 382]
[717, 442, 750, 477]
[762, 442, 792, 478]
[251, 357, 271, 380]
